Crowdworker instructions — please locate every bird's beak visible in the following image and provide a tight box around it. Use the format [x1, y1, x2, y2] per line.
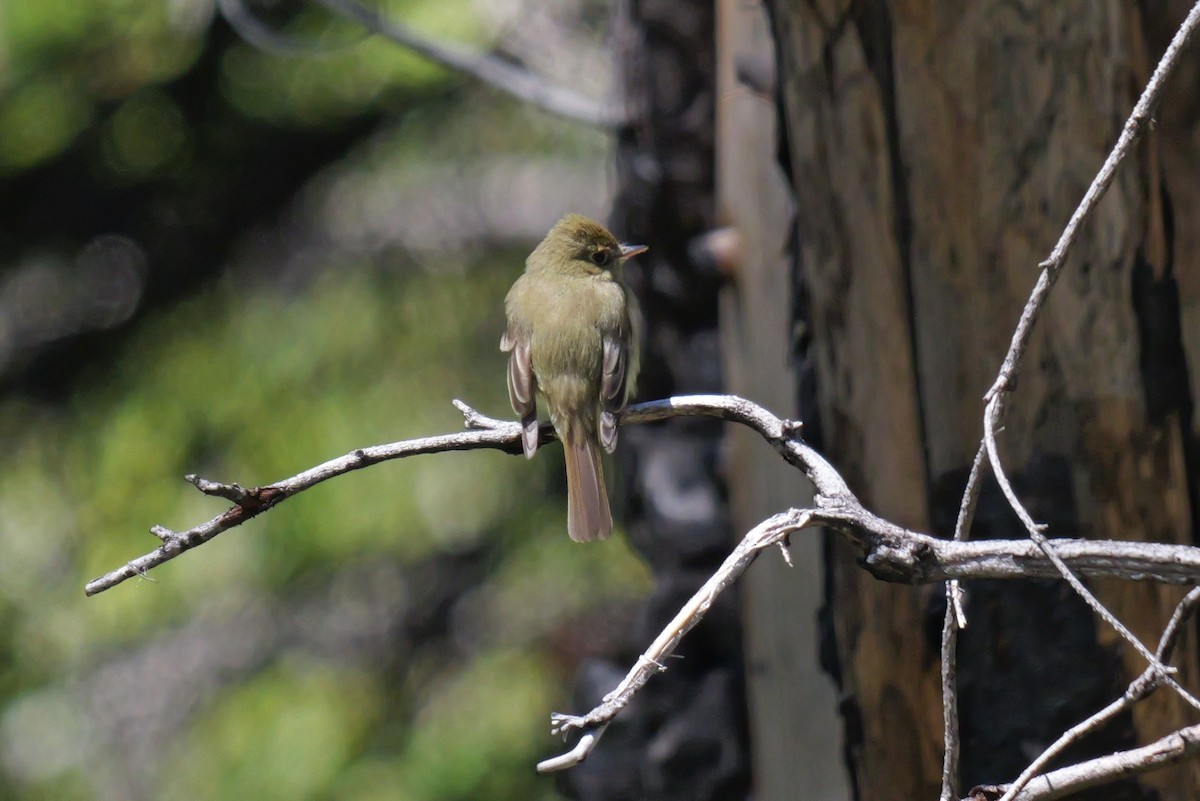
[619, 243, 648, 260]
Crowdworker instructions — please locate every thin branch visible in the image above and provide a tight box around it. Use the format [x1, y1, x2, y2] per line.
[970, 723, 1200, 801]
[216, 0, 619, 126]
[85, 394, 1200, 596]
[311, 0, 623, 128]
[536, 505, 1200, 772]
[82, 1, 1200, 792]
[938, 584, 963, 801]
[949, 443, 989, 625]
[535, 509, 1200, 772]
[535, 726, 609, 773]
[943, 6, 1200, 797]
[216, 0, 366, 54]
[967, 0, 1200, 714]
[906, 534, 1200, 583]
[997, 587, 1200, 801]
[982, 0, 1200, 405]
[536, 510, 807, 771]
[85, 410, 527, 596]
[984, 404, 1198, 709]
[940, 443, 989, 801]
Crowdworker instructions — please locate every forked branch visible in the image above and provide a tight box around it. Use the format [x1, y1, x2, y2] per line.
[939, 3, 1200, 797]
[84, 394, 1200, 597]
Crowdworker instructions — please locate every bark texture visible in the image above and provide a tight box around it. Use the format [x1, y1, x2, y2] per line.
[760, 1, 1200, 798]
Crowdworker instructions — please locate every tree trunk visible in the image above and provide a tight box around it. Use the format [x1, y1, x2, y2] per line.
[742, 1, 1200, 798]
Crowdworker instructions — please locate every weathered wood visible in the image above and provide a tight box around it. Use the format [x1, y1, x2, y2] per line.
[716, 1, 851, 798]
[767, 1, 1200, 797]
[770, 1, 940, 796]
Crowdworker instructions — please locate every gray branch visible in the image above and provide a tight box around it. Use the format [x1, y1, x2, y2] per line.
[84, 393, 1200, 597]
[314, 0, 622, 127]
[994, 588, 1200, 801]
[972, 723, 1200, 801]
[215, 0, 620, 127]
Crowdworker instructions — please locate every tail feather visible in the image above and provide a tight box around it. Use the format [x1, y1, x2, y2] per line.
[564, 438, 612, 542]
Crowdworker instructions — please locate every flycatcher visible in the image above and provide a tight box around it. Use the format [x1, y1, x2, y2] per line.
[502, 214, 646, 542]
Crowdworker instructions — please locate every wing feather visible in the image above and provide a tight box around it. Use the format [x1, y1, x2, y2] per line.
[599, 334, 628, 454]
[502, 327, 539, 458]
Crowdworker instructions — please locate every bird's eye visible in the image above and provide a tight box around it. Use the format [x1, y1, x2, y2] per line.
[590, 249, 610, 267]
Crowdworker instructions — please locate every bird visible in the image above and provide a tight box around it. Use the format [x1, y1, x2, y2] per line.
[501, 214, 646, 542]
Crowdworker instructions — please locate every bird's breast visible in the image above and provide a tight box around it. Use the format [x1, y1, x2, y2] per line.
[510, 275, 625, 391]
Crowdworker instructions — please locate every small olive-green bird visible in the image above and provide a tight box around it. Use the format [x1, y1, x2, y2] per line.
[502, 214, 646, 542]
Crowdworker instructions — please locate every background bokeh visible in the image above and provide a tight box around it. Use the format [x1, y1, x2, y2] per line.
[0, 1, 652, 798]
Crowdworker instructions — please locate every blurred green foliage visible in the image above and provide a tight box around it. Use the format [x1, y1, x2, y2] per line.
[0, 0, 203, 172]
[0, 0, 487, 172]
[0, 0, 636, 799]
[1, 251, 649, 800]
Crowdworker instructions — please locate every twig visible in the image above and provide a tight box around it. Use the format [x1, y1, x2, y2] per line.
[84, 389, 1200, 779]
[535, 726, 609, 773]
[948, 445, 989, 625]
[938, 584, 963, 801]
[940, 444, 989, 801]
[982, 0, 1200, 407]
[217, 0, 619, 126]
[84, 411, 529, 596]
[536, 502, 1200, 771]
[536, 511, 809, 771]
[996, 588, 1200, 801]
[310, 0, 623, 128]
[941, 4, 1200, 796]
[984, 408, 1200, 710]
[971, 723, 1200, 801]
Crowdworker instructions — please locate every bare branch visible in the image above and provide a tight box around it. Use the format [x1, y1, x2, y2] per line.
[85, 388, 1200, 781]
[216, 0, 364, 54]
[938, 579, 965, 800]
[216, 0, 619, 126]
[311, 0, 622, 128]
[537, 511, 806, 772]
[535, 725, 609, 773]
[983, 0, 1200, 405]
[961, 0, 1200, 722]
[85, 409, 527, 596]
[970, 723, 1200, 801]
[941, 3, 1200, 794]
[86, 393, 1200, 597]
[82, 1, 1200, 792]
[984, 405, 1200, 710]
[533, 505, 1200, 773]
[940, 443, 989, 801]
[997, 588, 1200, 801]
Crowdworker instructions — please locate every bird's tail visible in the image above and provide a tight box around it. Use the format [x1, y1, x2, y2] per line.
[564, 437, 612, 542]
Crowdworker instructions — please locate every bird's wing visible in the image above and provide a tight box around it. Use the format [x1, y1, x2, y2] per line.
[599, 333, 628, 454]
[501, 326, 539, 458]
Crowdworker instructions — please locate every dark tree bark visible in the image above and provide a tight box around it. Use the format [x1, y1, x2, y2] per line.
[733, 1, 1200, 799]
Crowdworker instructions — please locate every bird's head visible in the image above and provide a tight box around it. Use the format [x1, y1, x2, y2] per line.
[528, 214, 647, 276]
